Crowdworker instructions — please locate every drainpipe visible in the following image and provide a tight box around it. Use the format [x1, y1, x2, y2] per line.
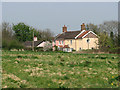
[88, 32, 90, 49]
[75, 39, 76, 51]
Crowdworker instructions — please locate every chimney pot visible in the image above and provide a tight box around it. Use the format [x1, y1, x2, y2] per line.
[81, 23, 86, 31]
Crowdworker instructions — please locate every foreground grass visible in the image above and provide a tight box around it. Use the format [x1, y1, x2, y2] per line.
[2, 50, 119, 88]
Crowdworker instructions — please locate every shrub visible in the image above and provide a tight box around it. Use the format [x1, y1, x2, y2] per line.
[72, 49, 76, 52]
[54, 45, 58, 51]
[35, 47, 43, 51]
[109, 47, 120, 54]
[2, 40, 9, 50]
[24, 47, 32, 51]
[2, 39, 24, 50]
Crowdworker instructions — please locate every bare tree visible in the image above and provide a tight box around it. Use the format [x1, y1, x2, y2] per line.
[86, 23, 100, 34]
[40, 29, 54, 41]
[2, 22, 13, 40]
[99, 21, 118, 35]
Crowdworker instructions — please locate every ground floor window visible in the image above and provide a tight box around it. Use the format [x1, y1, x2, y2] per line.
[67, 48, 69, 51]
[79, 48, 82, 50]
[59, 41, 61, 44]
[54, 40, 56, 44]
[62, 41, 63, 44]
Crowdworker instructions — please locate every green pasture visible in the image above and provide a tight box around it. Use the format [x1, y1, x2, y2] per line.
[2, 51, 119, 88]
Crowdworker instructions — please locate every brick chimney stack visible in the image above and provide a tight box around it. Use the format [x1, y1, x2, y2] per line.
[81, 23, 86, 31]
[62, 25, 67, 32]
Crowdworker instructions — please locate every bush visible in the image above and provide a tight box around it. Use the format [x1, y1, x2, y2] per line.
[109, 47, 120, 54]
[35, 47, 43, 51]
[72, 49, 76, 52]
[54, 45, 58, 51]
[2, 39, 24, 50]
[2, 40, 9, 50]
[24, 47, 32, 51]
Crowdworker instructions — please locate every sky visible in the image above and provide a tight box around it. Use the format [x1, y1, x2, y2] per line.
[2, 2, 118, 35]
[1, 0, 120, 2]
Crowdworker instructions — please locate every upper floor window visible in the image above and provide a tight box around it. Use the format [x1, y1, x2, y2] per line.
[59, 41, 61, 44]
[54, 40, 56, 44]
[70, 40, 72, 45]
[87, 39, 90, 43]
[62, 41, 63, 44]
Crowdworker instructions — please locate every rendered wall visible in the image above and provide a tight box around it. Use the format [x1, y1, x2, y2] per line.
[64, 38, 98, 51]
[76, 38, 98, 51]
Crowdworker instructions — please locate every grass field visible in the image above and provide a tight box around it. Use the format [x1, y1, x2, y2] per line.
[2, 50, 119, 88]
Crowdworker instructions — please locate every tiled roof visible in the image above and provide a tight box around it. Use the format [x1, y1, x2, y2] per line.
[63, 45, 70, 48]
[55, 30, 81, 40]
[54, 30, 97, 40]
[24, 40, 43, 47]
[77, 30, 90, 38]
[58, 45, 63, 48]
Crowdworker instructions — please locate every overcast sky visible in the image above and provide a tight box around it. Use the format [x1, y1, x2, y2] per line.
[2, 2, 118, 35]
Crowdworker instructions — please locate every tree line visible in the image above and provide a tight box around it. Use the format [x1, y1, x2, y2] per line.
[1, 21, 120, 53]
[2, 22, 54, 50]
[86, 21, 119, 53]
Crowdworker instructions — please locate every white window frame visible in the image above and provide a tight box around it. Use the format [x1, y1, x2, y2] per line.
[54, 40, 56, 44]
[62, 41, 63, 45]
[59, 41, 61, 44]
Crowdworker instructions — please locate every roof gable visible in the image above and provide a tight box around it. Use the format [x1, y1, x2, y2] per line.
[76, 31, 98, 39]
[82, 31, 98, 38]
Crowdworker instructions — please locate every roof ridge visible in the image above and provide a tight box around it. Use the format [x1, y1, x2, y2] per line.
[25, 40, 43, 42]
[66, 30, 81, 32]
